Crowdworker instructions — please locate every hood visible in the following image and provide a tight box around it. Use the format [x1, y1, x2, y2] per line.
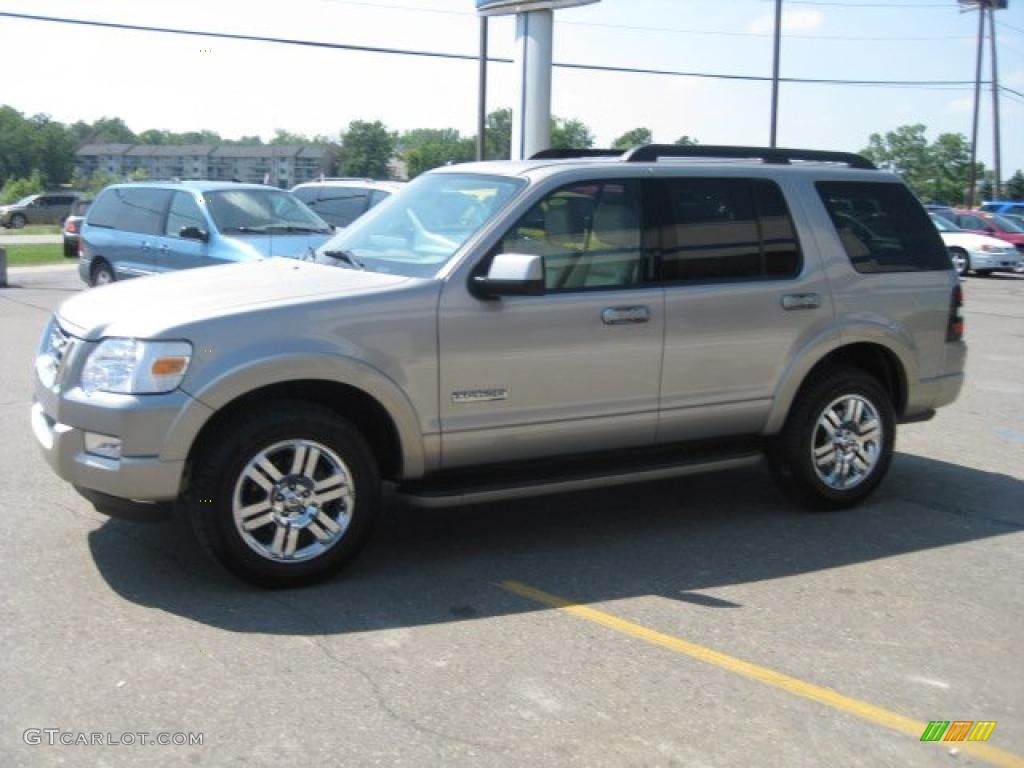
[938, 231, 1018, 251]
[217, 231, 332, 260]
[57, 258, 410, 341]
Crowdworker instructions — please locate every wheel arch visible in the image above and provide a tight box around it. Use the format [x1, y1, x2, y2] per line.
[766, 339, 910, 434]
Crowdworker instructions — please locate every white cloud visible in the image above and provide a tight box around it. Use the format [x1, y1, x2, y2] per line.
[747, 9, 825, 36]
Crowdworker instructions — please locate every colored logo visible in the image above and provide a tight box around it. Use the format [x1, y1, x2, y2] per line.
[920, 721, 997, 742]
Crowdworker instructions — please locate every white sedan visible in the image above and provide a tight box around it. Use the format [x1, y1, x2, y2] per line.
[930, 213, 1022, 277]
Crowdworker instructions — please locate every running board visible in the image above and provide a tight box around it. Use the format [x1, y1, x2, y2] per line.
[394, 452, 763, 509]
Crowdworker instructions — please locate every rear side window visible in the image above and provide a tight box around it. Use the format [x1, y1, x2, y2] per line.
[660, 178, 801, 283]
[87, 187, 172, 235]
[816, 181, 950, 273]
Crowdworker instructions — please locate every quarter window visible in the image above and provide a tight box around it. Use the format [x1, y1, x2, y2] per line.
[86, 187, 172, 235]
[660, 178, 801, 282]
[500, 180, 644, 291]
[817, 181, 950, 273]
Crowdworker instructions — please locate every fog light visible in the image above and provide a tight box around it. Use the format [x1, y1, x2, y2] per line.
[84, 432, 122, 460]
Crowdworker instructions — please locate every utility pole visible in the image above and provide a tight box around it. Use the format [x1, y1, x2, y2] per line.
[770, 0, 783, 147]
[967, 4, 985, 207]
[988, 3, 1002, 198]
[477, 17, 489, 162]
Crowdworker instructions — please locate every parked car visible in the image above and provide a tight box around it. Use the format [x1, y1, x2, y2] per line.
[291, 178, 403, 229]
[32, 145, 965, 587]
[923, 202, 955, 218]
[62, 198, 92, 258]
[979, 200, 1024, 217]
[930, 213, 1019, 276]
[0, 192, 80, 228]
[79, 181, 332, 286]
[949, 209, 1024, 256]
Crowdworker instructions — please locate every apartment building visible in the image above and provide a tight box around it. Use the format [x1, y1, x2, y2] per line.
[75, 144, 333, 187]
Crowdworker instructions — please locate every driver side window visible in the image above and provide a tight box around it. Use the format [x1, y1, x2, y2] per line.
[500, 180, 644, 292]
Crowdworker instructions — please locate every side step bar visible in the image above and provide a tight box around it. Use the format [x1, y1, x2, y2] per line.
[394, 452, 763, 509]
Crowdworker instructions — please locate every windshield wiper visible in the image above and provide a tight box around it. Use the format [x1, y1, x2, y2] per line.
[263, 225, 331, 234]
[321, 249, 365, 270]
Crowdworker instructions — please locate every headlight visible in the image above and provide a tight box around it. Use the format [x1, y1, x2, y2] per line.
[81, 338, 192, 394]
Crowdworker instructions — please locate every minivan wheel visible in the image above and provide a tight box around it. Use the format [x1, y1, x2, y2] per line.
[10, 213, 26, 229]
[90, 260, 115, 286]
[950, 248, 969, 276]
[187, 402, 380, 588]
[768, 366, 895, 511]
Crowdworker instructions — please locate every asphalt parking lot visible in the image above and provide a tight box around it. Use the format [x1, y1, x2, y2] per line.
[1, 265, 1022, 768]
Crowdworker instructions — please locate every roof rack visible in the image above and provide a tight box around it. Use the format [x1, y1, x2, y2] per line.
[621, 144, 876, 169]
[530, 148, 625, 160]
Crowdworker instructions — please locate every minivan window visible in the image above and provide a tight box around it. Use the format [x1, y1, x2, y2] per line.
[206, 188, 330, 234]
[87, 187, 173, 235]
[165, 192, 206, 237]
[816, 181, 950, 273]
[297, 188, 370, 228]
[660, 178, 801, 282]
[500, 179, 644, 291]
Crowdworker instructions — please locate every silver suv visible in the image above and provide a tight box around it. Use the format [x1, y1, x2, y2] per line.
[31, 145, 966, 587]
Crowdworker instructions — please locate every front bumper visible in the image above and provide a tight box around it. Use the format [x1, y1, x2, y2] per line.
[31, 401, 186, 500]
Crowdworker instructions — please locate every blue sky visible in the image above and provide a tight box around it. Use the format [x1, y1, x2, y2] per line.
[1, 0, 1022, 176]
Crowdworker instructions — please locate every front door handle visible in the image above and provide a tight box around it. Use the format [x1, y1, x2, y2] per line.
[602, 305, 651, 325]
[781, 293, 822, 311]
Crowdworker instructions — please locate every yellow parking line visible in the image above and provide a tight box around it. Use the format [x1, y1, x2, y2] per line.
[500, 580, 1024, 768]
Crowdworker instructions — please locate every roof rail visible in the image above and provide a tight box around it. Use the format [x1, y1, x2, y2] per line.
[621, 144, 876, 170]
[530, 148, 625, 160]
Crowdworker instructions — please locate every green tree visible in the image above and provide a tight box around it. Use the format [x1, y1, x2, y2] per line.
[85, 117, 136, 144]
[674, 135, 698, 146]
[69, 169, 117, 196]
[612, 127, 653, 149]
[0, 169, 45, 203]
[550, 117, 595, 150]
[401, 128, 475, 178]
[1005, 170, 1024, 200]
[484, 108, 512, 161]
[862, 124, 982, 205]
[338, 120, 395, 178]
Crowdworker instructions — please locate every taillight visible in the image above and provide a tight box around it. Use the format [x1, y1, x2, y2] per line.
[65, 220, 78, 234]
[947, 284, 964, 341]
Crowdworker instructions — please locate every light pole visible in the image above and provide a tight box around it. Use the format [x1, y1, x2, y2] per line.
[770, 0, 783, 147]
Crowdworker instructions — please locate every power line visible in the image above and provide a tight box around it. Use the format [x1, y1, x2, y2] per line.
[0, 11, 990, 89]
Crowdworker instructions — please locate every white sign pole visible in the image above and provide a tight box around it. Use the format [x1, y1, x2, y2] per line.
[511, 9, 554, 160]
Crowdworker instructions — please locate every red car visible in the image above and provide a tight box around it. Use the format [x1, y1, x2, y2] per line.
[950, 209, 1024, 256]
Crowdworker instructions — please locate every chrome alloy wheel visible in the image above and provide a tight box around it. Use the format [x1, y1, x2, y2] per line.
[232, 439, 355, 563]
[810, 395, 883, 491]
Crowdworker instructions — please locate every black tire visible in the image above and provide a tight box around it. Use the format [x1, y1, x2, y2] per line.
[90, 260, 115, 286]
[768, 366, 895, 511]
[10, 213, 26, 229]
[186, 401, 381, 588]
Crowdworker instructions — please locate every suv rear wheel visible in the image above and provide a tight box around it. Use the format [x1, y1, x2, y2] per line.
[769, 366, 895, 510]
[90, 260, 115, 286]
[187, 402, 381, 587]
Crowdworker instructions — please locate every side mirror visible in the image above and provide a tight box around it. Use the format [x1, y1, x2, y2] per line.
[473, 253, 544, 298]
[179, 226, 209, 243]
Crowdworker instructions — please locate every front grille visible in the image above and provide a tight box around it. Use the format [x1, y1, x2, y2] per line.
[37, 321, 75, 390]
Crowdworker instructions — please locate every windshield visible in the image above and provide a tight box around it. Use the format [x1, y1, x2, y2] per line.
[14, 195, 39, 207]
[929, 214, 960, 232]
[314, 173, 524, 278]
[990, 214, 1024, 233]
[206, 188, 331, 234]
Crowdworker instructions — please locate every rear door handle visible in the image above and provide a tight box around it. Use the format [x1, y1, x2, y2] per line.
[602, 305, 651, 325]
[781, 293, 822, 311]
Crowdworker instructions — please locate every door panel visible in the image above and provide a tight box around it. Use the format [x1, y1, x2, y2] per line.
[438, 178, 664, 469]
[159, 191, 207, 272]
[656, 177, 830, 443]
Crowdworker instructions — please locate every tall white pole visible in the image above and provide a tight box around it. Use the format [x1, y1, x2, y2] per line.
[511, 10, 553, 160]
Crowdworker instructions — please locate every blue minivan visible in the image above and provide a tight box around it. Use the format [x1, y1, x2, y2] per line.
[79, 181, 333, 286]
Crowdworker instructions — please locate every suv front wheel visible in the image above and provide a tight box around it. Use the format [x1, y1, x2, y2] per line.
[769, 366, 895, 510]
[187, 402, 381, 587]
